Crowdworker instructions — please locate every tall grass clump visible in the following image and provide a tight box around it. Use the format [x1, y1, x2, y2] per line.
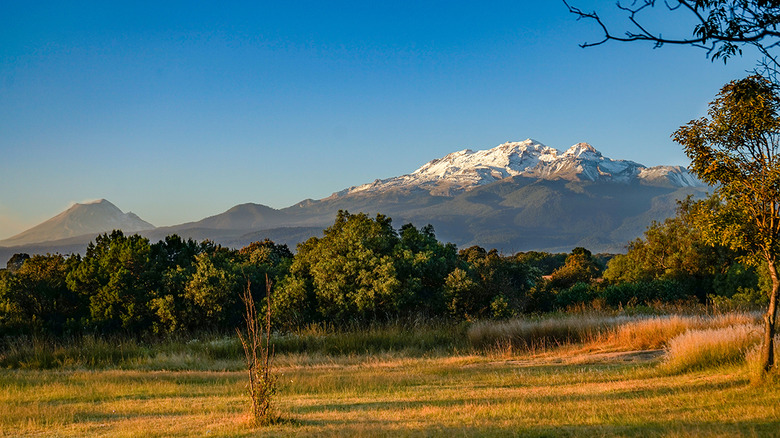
[745, 334, 780, 383]
[237, 279, 277, 427]
[663, 324, 762, 373]
[467, 314, 625, 351]
[607, 312, 760, 350]
[468, 311, 762, 354]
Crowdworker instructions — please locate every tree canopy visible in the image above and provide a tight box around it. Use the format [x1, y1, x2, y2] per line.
[673, 75, 780, 371]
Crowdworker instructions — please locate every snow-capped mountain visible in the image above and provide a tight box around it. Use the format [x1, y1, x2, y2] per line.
[0, 138, 709, 259]
[0, 199, 155, 247]
[337, 139, 702, 197]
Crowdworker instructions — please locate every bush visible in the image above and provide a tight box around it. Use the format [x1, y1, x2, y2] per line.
[555, 282, 597, 309]
[600, 279, 691, 307]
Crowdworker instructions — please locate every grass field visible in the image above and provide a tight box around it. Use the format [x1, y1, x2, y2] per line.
[2, 313, 779, 437]
[2, 350, 780, 437]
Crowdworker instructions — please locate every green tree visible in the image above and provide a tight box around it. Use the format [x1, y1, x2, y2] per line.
[604, 197, 734, 300]
[548, 247, 601, 290]
[6, 253, 30, 273]
[67, 231, 154, 333]
[673, 75, 780, 371]
[237, 239, 294, 304]
[515, 251, 567, 276]
[184, 248, 242, 329]
[277, 211, 402, 324]
[0, 254, 81, 334]
[394, 224, 459, 315]
[146, 235, 204, 334]
[444, 246, 540, 319]
[275, 211, 458, 327]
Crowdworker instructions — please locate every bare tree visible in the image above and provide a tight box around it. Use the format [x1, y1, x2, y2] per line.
[564, 0, 780, 80]
[237, 276, 277, 426]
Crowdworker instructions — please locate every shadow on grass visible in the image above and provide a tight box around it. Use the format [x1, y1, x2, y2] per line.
[290, 378, 745, 416]
[271, 418, 780, 437]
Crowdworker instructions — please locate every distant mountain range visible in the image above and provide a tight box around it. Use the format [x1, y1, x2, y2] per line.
[0, 139, 708, 263]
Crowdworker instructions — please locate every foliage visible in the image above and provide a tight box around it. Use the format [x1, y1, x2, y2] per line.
[66, 231, 155, 332]
[548, 247, 601, 290]
[5, 253, 30, 273]
[0, 254, 82, 334]
[514, 251, 567, 276]
[184, 249, 242, 328]
[674, 75, 780, 371]
[600, 279, 691, 307]
[444, 246, 540, 319]
[603, 196, 739, 301]
[276, 211, 460, 326]
[555, 282, 598, 309]
[1, 209, 756, 338]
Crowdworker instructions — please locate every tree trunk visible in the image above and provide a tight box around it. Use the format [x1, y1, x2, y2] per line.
[762, 261, 780, 372]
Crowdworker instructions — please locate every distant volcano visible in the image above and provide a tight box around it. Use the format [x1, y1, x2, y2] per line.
[0, 199, 154, 247]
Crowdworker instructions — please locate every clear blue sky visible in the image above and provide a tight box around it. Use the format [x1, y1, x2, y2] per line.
[0, 1, 757, 239]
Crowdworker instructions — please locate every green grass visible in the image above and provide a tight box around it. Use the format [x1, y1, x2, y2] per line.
[2, 351, 780, 437]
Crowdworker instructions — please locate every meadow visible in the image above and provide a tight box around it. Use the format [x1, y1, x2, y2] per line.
[2, 312, 780, 437]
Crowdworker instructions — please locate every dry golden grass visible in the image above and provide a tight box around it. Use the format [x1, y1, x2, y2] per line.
[468, 312, 762, 354]
[663, 324, 763, 373]
[467, 314, 626, 350]
[2, 351, 780, 437]
[604, 313, 760, 350]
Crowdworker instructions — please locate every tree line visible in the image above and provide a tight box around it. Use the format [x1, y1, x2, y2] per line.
[0, 206, 764, 337]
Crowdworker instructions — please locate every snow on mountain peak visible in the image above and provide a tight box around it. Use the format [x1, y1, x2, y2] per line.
[410, 139, 558, 182]
[563, 142, 601, 159]
[334, 138, 704, 198]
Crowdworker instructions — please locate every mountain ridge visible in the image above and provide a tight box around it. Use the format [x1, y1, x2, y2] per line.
[334, 139, 702, 198]
[0, 139, 709, 257]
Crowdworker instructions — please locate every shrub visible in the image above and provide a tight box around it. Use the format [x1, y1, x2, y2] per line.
[600, 279, 691, 307]
[237, 281, 277, 426]
[555, 282, 596, 309]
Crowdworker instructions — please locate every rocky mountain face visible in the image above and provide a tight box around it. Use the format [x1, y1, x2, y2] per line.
[0, 139, 709, 261]
[334, 139, 701, 197]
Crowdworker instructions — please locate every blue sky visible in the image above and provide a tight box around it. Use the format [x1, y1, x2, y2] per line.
[0, 1, 757, 239]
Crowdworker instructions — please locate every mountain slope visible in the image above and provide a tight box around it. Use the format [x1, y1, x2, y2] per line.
[0, 199, 155, 247]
